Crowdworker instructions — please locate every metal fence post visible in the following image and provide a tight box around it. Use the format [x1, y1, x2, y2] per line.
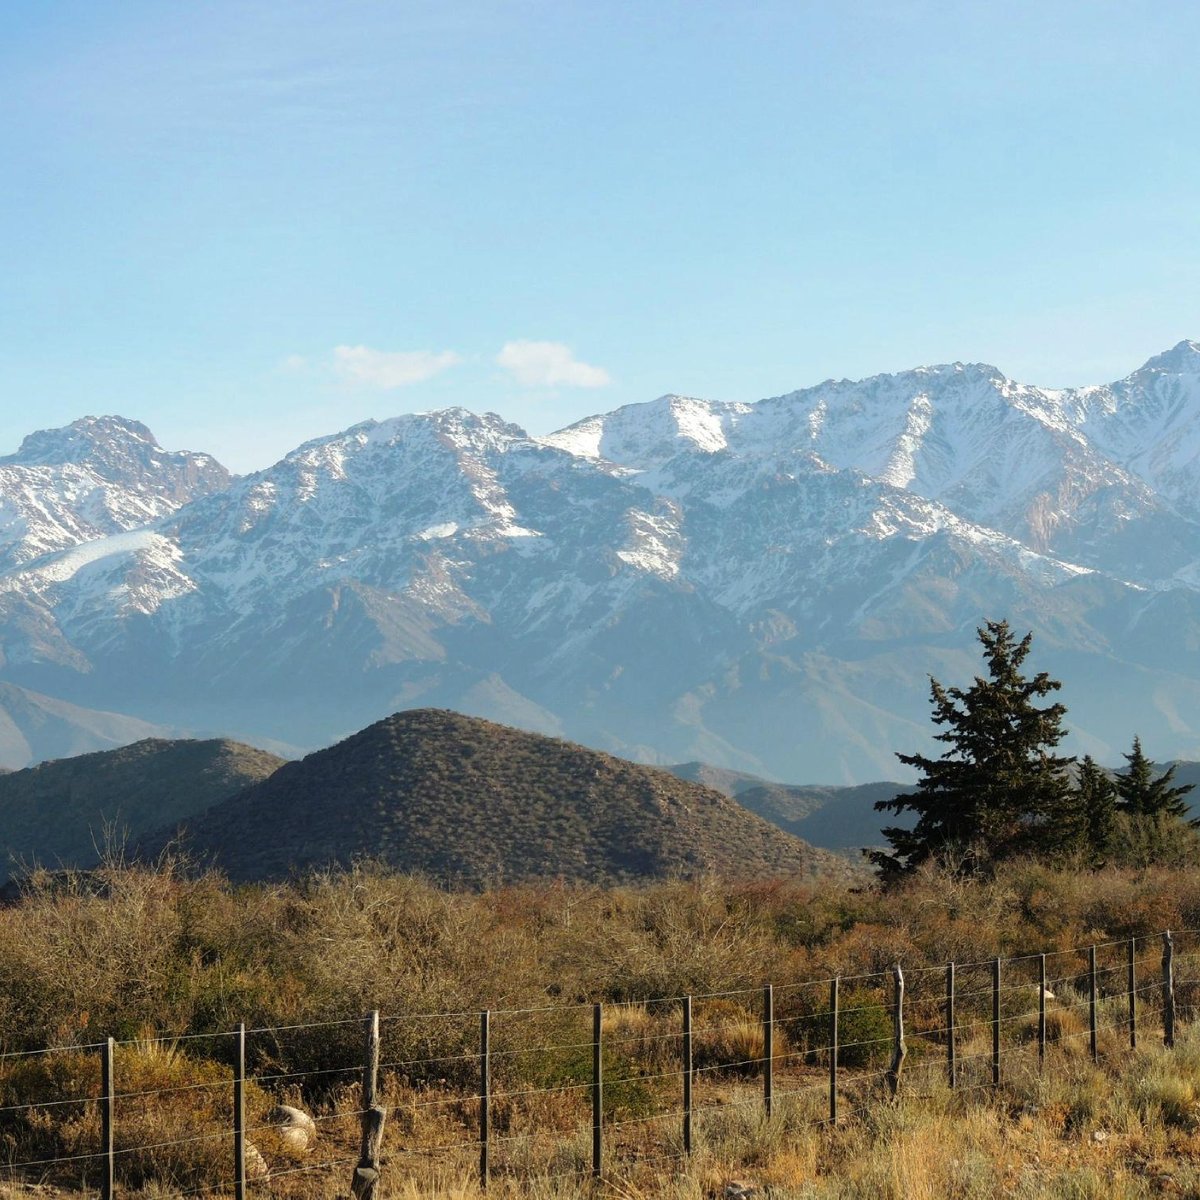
[829, 976, 839, 1124]
[592, 1003, 603, 1179]
[1128, 937, 1137, 1050]
[683, 996, 693, 1155]
[946, 962, 956, 1090]
[479, 1010, 490, 1189]
[101, 1036, 115, 1200]
[763, 983, 773, 1119]
[991, 957, 1001, 1087]
[1038, 954, 1047, 1071]
[1164, 931, 1176, 1049]
[1089, 945, 1098, 1063]
[233, 1023, 246, 1200]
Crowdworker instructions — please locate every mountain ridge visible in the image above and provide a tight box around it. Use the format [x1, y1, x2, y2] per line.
[1, 344, 1199, 782]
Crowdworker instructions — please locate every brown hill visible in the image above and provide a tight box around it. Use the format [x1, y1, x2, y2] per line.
[157, 709, 850, 885]
[0, 737, 286, 882]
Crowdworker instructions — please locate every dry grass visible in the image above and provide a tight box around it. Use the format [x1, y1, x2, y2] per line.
[3, 859, 1200, 1195]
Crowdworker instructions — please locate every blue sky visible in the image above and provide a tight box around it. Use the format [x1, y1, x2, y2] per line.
[2, 1, 1198, 472]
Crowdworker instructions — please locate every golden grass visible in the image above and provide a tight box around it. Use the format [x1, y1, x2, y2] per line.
[4, 859, 1200, 1195]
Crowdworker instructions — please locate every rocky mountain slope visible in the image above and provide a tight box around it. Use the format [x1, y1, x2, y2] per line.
[0, 416, 229, 572]
[149, 709, 843, 884]
[0, 736, 286, 883]
[1, 344, 1198, 781]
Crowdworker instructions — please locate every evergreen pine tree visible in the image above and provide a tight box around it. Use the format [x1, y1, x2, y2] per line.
[871, 620, 1075, 880]
[1115, 735, 1195, 823]
[1075, 754, 1117, 867]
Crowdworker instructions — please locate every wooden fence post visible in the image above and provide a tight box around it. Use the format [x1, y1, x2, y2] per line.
[886, 964, 906, 1098]
[763, 983, 773, 1119]
[362, 1010, 380, 1110]
[683, 996, 693, 1155]
[352, 1011, 386, 1200]
[829, 976, 839, 1124]
[1128, 938, 1137, 1050]
[479, 1010, 490, 1189]
[352, 1108, 388, 1200]
[946, 962, 956, 1090]
[592, 1003, 603, 1179]
[233, 1023, 246, 1200]
[1089, 945, 1099, 1063]
[101, 1036, 115, 1200]
[1038, 954, 1047, 1071]
[352, 1011, 382, 1200]
[991, 958, 1001, 1087]
[1164, 931, 1176, 1049]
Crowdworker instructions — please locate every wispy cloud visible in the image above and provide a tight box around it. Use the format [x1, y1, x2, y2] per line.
[333, 345, 460, 389]
[497, 341, 611, 388]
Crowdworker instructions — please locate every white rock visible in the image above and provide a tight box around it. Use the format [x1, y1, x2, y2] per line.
[266, 1104, 317, 1151]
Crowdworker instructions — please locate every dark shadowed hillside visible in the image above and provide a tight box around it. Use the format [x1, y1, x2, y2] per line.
[155, 710, 850, 885]
[1170, 761, 1200, 805]
[0, 738, 286, 882]
[669, 761, 916, 849]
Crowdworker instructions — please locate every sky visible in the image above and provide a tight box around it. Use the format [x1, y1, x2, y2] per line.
[1, 1, 1199, 473]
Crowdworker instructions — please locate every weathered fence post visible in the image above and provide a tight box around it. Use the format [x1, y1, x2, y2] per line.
[946, 962, 956, 1090]
[682, 996, 694, 1154]
[886, 964, 906, 1097]
[233, 1023, 246, 1200]
[763, 983, 773, 1119]
[1164, 931, 1176, 1049]
[479, 1010, 490, 1189]
[352, 1108, 388, 1200]
[991, 957, 1001, 1087]
[592, 1002, 603, 1179]
[1038, 954, 1047, 1071]
[362, 1009, 380, 1110]
[101, 1036, 115, 1200]
[829, 976, 839, 1124]
[1128, 938, 1137, 1050]
[351, 1010, 387, 1200]
[1089, 945, 1099, 1063]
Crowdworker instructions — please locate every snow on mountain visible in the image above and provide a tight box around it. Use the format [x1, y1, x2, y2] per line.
[0, 416, 230, 573]
[542, 356, 1199, 586]
[1, 347, 1199, 780]
[541, 393, 748, 461]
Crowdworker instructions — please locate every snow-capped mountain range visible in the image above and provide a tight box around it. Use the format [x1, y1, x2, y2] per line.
[1, 343, 1199, 780]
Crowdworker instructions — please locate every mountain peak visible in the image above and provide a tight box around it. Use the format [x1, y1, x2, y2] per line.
[6, 416, 159, 467]
[1132, 340, 1200, 377]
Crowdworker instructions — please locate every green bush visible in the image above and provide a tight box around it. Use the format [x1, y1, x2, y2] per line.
[789, 986, 892, 1068]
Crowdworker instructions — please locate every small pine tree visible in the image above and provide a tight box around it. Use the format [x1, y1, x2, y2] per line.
[871, 620, 1075, 880]
[1115, 735, 1195, 822]
[1075, 754, 1118, 868]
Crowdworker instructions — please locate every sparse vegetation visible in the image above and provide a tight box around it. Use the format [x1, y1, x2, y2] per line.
[2, 856, 1200, 1194]
[0, 738, 284, 885]
[148, 709, 847, 885]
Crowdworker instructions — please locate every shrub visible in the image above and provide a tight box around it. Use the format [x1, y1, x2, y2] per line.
[788, 986, 892, 1068]
[0, 1037, 287, 1192]
[692, 998, 769, 1076]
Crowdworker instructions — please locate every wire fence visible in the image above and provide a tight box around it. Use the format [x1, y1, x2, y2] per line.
[1, 928, 1199, 1197]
